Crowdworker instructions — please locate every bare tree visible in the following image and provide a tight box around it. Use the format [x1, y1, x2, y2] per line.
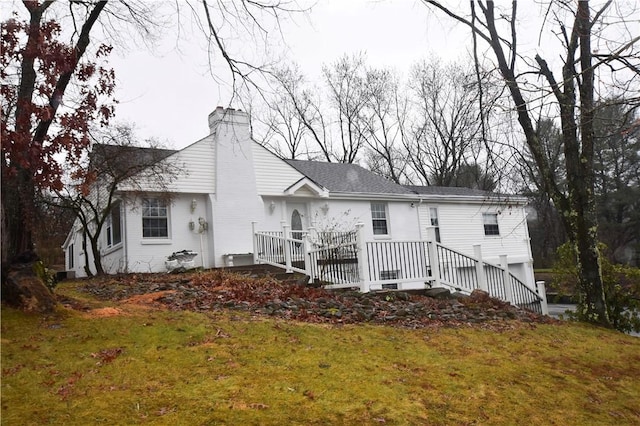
[406, 58, 491, 186]
[263, 57, 371, 163]
[322, 53, 369, 163]
[360, 68, 411, 183]
[53, 124, 183, 276]
[250, 65, 312, 159]
[264, 64, 335, 161]
[192, 0, 311, 99]
[423, 0, 640, 327]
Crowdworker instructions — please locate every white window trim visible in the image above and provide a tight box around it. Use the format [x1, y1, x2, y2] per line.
[105, 203, 123, 248]
[429, 206, 441, 243]
[102, 243, 123, 256]
[371, 202, 390, 238]
[142, 198, 171, 239]
[483, 212, 500, 237]
[140, 239, 174, 245]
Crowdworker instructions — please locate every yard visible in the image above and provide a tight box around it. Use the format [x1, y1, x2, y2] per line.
[2, 271, 639, 425]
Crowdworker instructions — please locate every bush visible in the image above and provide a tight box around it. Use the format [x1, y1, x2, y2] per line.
[553, 242, 640, 333]
[33, 260, 58, 291]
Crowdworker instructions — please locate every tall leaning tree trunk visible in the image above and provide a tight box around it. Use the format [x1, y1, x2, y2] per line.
[479, 0, 610, 327]
[569, 1, 609, 326]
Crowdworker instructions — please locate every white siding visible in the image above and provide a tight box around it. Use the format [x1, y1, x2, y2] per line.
[117, 135, 216, 194]
[256, 198, 421, 241]
[123, 194, 211, 273]
[64, 226, 88, 277]
[252, 143, 305, 195]
[101, 246, 126, 274]
[166, 135, 216, 193]
[418, 202, 532, 263]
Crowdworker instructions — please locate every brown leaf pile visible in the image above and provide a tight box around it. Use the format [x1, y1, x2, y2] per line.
[74, 270, 557, 330]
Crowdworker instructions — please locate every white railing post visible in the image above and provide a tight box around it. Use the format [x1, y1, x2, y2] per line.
[307, 226, 316, 245]
[425, 227, 440, 288]
[500, 255, 513, 304]
[536, 280, 549, 315]
[473, 244, 488, 292]
[252, 221, 259, 264]
[282, 222, 292, 273]
[302, 232, 312, 278]
[355, 223, 370, 292]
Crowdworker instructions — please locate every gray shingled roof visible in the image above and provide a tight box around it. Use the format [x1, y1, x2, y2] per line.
[405, 185, 524, 201]
[90, 143, 177, 175]
[285, 160, 413, 195]
[404, 185, 492, 197]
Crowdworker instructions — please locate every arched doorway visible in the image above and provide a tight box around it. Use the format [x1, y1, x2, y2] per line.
[291, 209, 303, 241]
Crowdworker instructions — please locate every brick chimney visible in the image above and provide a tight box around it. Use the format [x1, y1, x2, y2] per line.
[208, 106, 249, 134]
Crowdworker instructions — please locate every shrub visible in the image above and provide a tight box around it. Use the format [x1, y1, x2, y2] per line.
[553, 242, 640, 333]
[33, 260, 58, 291]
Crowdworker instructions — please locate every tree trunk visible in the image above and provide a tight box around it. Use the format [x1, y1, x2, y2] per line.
[90, 235, 105, 275]
[573, 214, 609, 325]
[1, 167, 35, 263]
[1, 253, 56, 314]
[81, 231, 93, 277]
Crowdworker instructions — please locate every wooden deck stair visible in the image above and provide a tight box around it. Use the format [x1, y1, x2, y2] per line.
[218, 264, 309, 285]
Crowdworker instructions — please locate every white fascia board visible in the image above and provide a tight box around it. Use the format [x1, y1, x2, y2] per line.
[62, 217, 82, 249]
[410, 193, 528, 205]
[327, 192, 417, 201]
[323, 191, 527, 205]
[62, 230, 74, 249]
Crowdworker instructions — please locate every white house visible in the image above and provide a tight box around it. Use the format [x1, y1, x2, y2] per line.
[63, 107, 545, 312]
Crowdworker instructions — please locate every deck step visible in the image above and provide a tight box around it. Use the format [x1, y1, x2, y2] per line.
[218, 264, 308, 283]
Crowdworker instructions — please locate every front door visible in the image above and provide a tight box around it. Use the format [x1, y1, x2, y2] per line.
[287, 202, 307, 240]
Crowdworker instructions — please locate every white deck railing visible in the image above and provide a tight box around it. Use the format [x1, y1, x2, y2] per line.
[252, 222, 547, 315]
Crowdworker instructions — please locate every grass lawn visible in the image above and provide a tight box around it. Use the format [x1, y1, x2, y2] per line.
[2, 280, 640, 425]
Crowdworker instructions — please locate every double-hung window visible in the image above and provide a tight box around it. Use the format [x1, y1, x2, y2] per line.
[371, 202, 389, 236]
[483, 212, 500, 236]
[142, 198, 169, 238]
[106, 202, 122, 247]
[429, 207, 441, 243]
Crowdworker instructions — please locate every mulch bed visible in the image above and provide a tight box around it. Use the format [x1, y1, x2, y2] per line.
[68, 270, 558, 330]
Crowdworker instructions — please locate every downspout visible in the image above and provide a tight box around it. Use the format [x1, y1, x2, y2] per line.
[415, 198, 424, 240]
[122, 200, 128, 273]
[200, 232, 205, 269]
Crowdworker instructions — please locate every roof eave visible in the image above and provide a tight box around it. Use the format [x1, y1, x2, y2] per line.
[321, 191, 527, 204]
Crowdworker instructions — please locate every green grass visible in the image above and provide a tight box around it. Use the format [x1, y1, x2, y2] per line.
[2, 282, 640, 425]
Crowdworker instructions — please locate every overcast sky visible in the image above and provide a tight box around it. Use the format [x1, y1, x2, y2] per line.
[109, 0, 488, 149]
[0, 0, 552, 149]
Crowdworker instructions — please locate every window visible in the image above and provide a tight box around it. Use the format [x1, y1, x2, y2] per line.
[68, 244, 74, 269]
[142, 198, 169, 238]
[106, 202, 122, 247]
[429, 207, 441, 243]
[371, 202, 389, 235]
[483, 213, 500, 236]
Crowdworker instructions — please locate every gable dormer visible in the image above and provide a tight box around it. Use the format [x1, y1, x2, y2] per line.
[284, 177, 329, 197]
